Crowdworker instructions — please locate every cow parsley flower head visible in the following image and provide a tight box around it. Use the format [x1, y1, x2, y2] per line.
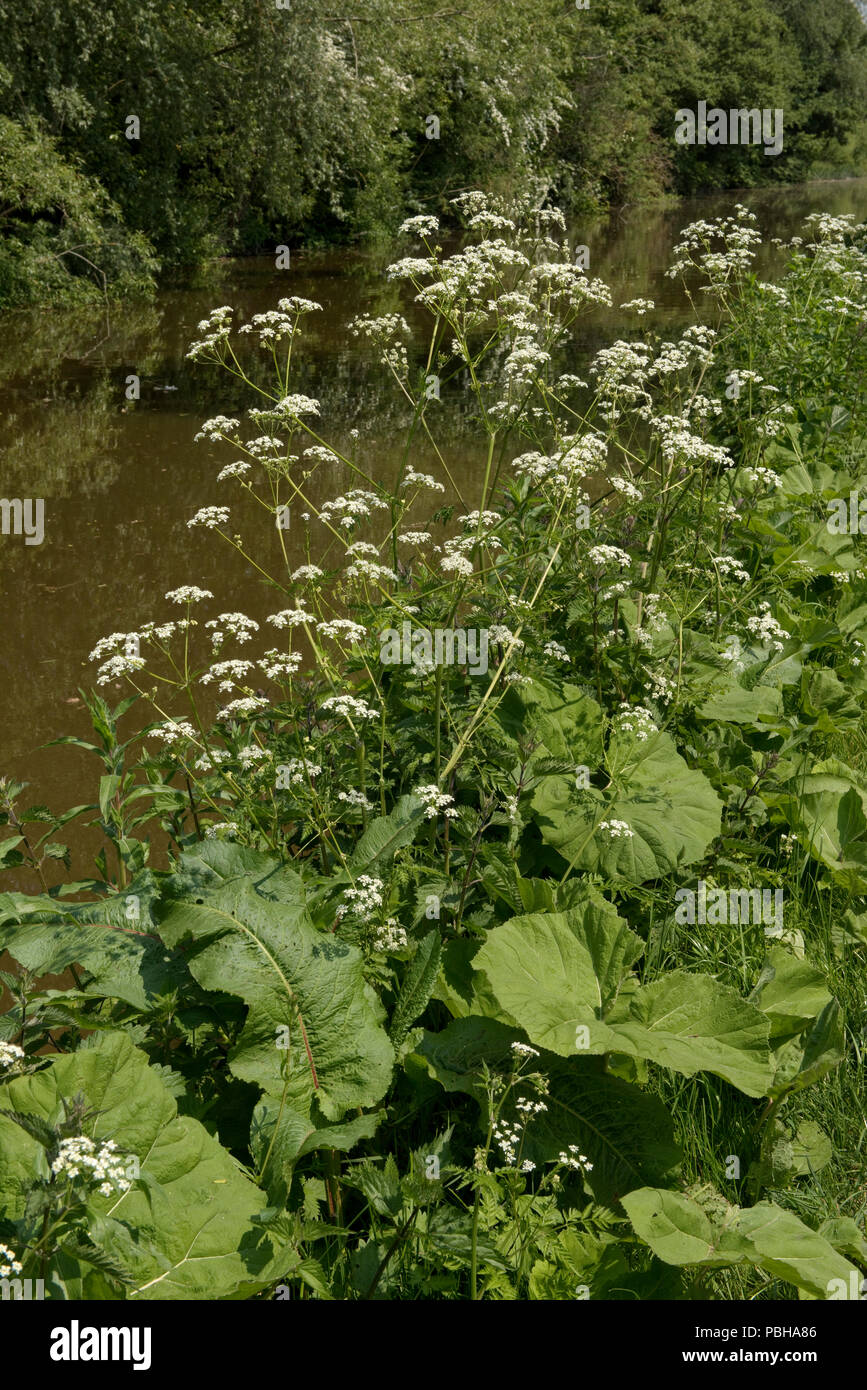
[0, 1243, 22, 1277]
[277, 394, 320, 418]
[440, 554, 474, 578]
[266, 607, 313, 630]
[165, 586, 214, 606]
[338, 789, 374, 810]
[321, 695, 378, 722]
[336, 875, 384, 924]
[186, 307, 234, 361]
[488, 625, 523, 650]
[217, 697, 269, 720]
[588, 545, 632, 571]
[0, 1042, 25, 1072]
[195, 416, 239, 443]
[148, 720, 197, 745]
[95, 653, 146, 685]
[206, 613, 260, 645]
[598, 819, 634, 839]
[187, 506, 230, 531]
[745, 602, 789, 654]
[317, 619, 367, 645]
[258, 649, 302, 680]
[620, 298, 655, 316]
[200, 659, 255, 692]
[51, 1136, 133, 1198]
[615, 704, 656, 741]
[399, 215, 440, 238]
[558, 1145, 594, 1173]
[277, 757, 322, 786]
[386, 256, 435, 281]
[610, 476, 642, 503]
[401, 469, 444, 493]
[543, 641, 571, 663]
[204, 820, 240, 840]
[712, 554, 750, 584]
[371, 918, 408, 952]
[413, 784, 458, 819]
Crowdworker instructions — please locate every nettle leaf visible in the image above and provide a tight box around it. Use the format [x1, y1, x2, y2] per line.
[0, 1032, 287, 1300]
[531, 729, 722, 883]
[473, 901, 772, 1096]
[349, 795, 425, 874]
[389, 930, 442, 1048]
[158, 875, 393, 1116]
[250, 1099, 380, 1208]
[622, 1187, 859, 1299]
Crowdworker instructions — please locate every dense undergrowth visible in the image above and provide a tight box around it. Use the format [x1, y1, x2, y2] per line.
[1, 196, 866, 1300]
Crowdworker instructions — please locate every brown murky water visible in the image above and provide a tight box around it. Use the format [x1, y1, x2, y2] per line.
[3, 178, 867, 887]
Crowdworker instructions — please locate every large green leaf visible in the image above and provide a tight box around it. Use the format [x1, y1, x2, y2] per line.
[801, 668, 862, 732]
[768, 1000, 845, 1100]
[622, 1186, 859, 1299]
[524, 1060, 681, 1204]
[0, 1032, 289, 1300]
[749, 947, 832, 1039]
[473, 904, 772, 1096]
[532, 729, 722, 882]
[157, 875, 393, 1115]
[415, 1015, 519, 1097]
[697, 680, 783, 726]
[609, 973, 773, 1097]
[472, 900, 643, 1054]
[496, 677, 604, 763]
[0, 916, 188, 1013]
[0, 871, 189, 1013]
[178, 840, 308, 906]
[776, 760, 867, 874]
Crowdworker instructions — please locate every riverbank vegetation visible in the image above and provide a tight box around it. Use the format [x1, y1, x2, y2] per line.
[1, 0, 867, 306]
[1, 196, 866, 1299]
